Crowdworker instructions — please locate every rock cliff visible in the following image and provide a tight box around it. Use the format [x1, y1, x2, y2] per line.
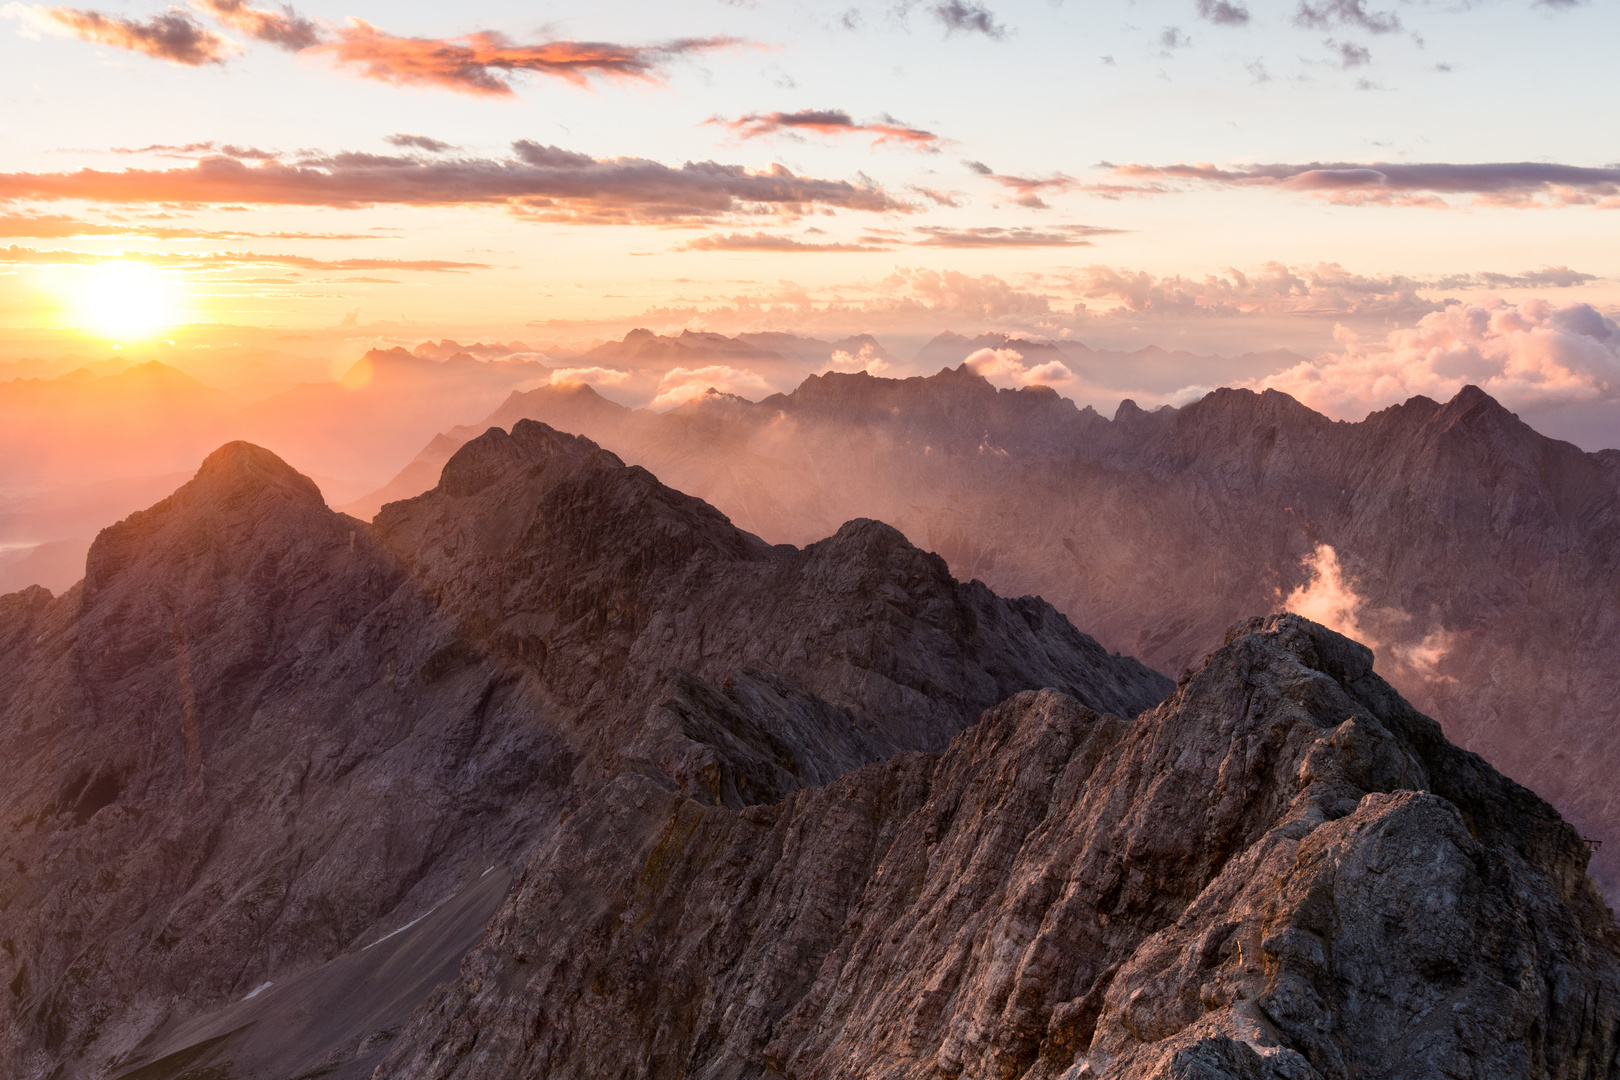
[376, 614, 1620, 1080]
[0, 427, 1166, 1080]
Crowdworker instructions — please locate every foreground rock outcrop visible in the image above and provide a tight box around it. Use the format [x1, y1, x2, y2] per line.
[0, 426, 1166, 1080]
[376, 615, 1620, 1080]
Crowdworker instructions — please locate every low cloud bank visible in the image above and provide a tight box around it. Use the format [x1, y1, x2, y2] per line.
[1255, 300, 1620, 418]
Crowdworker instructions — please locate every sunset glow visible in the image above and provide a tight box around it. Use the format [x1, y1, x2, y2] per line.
[67, 262, 182, 341]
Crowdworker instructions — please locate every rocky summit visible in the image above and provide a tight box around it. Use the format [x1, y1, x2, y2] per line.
[0, 424, 1166, 1080]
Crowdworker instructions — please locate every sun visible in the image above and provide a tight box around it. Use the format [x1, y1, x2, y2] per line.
[73, 262, 181, 342]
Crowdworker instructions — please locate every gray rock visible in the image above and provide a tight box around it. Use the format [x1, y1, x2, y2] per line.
[0, 428, 1166, 1079]
[375, 614, 1620, 1080]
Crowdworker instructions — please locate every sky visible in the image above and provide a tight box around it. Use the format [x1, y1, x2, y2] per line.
[1, 0, 1619, 442]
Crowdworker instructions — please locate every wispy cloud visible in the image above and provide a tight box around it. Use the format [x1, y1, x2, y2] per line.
[1104, 160, 1620, 207]
[385, 133, 456, 153]
[0, 244, 487, 271]
[679, 231, 890, 252]
[964, 159, 1076, 208]
[191, 0, 318, 50]
[0, 211, 378, 240]
[1061, 261, 1601, 319]
[1293, 0, 1399, 34]
[711, 109, 941, 150]
[4, 4, 234, 64]
[310, 22, 749, 96]
[0, 142, 906, 224]
[911, 224, 1120, 247]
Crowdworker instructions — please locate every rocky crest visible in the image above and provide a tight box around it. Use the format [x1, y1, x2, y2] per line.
[375, 614, 1620, 1080]
[368, 372, 1620, 895]
[0, 427, 1166, 1079]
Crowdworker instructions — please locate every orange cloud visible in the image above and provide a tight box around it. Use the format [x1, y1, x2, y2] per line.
[0, 245, 486, 271]
[680, 231, 889, 252]
[0, 143, 904, 224]
[0, 211, 379, 240]
[310, 21, 748, 96]
[191, 0, 319, 50]
[6, 4, 234, 64]
[713, 109, 942, 150]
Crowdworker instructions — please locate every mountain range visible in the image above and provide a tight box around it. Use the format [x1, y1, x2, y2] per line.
[349, 367, 1620, 900]
[2, 417, 1616, 1078]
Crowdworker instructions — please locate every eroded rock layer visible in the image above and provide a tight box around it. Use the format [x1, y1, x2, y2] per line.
[376, 615, 1620, 1080]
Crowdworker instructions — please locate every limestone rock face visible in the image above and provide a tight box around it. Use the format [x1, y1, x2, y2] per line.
[375, 615, 1620, 1080]
[374, 372, 1620, 896]
[0, 428, 1166, 1080]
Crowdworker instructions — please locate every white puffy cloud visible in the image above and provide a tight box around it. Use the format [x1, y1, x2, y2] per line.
[648, 364, 772, 410]
[962, 346, 1076, 388]
[828, 342, 890, 375]
[549, 365, 630, 387]
[1254, 300, 1620, 418]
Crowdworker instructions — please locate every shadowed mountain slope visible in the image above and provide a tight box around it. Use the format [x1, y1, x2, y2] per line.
[0, 427, 1167, 1080]
[356, 371, 1620, 896]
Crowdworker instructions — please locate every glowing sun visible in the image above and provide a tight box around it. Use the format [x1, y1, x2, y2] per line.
[73, 262, 181, 341]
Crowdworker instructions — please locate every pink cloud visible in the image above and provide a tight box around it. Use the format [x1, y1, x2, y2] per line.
[1254, 300, 1620, 417]
[311, 21, 747, 96]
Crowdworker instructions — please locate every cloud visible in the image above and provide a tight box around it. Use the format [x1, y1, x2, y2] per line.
[1159, 26, 1191, 49]
[1196, 0, 1251, 26]
[1061, 261, 1599, 321]
[711, 109, 941, 150]
[1283, 545, 1374, 645]
[549, 366, 631, 387]
[963, 159, 1076, 208]
[911, 225, 1118, 247]
[0, 244, 487, 271]
[680, 231, 889, 252]
[1326, 38, 1371, 67]
[1281, 544, 1454, 679]
[1293, 0, 1399, 33]
[310, 21, 746, 96]
[5, 4, 234, 64]
[931, 0, 1006, 38]
[962, 346, 1076, 388]
[648, 365, 772, 409]
[191, 0, 318, 50]
[828, 342, 890, 375]
[1105, 160, 1620, 208]
[1254, 299, 1620, 417]
[0, 142, 904, 224]
[386, 134, 455, 153]
[0, 211, 377, 240]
